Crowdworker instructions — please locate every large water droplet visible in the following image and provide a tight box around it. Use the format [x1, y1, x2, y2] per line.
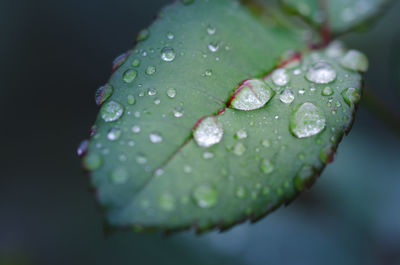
[100, 101, 124, 122]
[340, 50, 369, 72]
[159, 193, 175, 211]
[272, 68, 290, 86]
[342, 87, 361, 106]
[279, 89, 295, 104]
[82, 153, 102, 170]
[161, 47, 176, 62]
[230, 79, 273, 111]
[306, 62, 337, 84]
[107, 127, 122, 141]
[167, 88, 177, 98]
[95, 84, 113, 106]
[123, 69, 137, 83]
[290, 102, 326, 138]
[260, 158, 274, 174]
[193, 117, 223, 148]
[109, 167, 129, 184]
[192, 184, 218, 208]
[149, 132, 163, 143]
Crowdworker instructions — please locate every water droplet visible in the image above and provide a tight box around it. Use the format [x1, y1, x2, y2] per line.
[127, 94, 136, 105]
[131, 58, 140, 67]
[161, 47, 176, 62]
[342, 87, 361, 106]
[131, 125, 141, 134]
[100, 101, 124, 122]
[306, 62, 337, 84]
[325, 41, 346, 58]
[153, 98, 161, 105]
[95, 84, 113, 106]
[112, 52, 130, 71]
[137, 29, 149, 41]
[230, 79, 273, 111]
[234, 129, 248, 139]
[203, 151, 214, 159]
[148, 87, 158, 96]
[173, 106, 184, 117]
[294, 165, 314, 191]
[167, 88, 177, 98]
[107, 127, 122, 141]
[319, 145, 335, 164]
[208, 41, 219, 52]
[272, 68, 290, 86]
[261, 139, 271, 148]
[166, 31, 174, 40]
[77, 139, 89, 156]
[123, 69, 138, 83]
[233, 142, 246, 156]
[192, 184, 218, 208]
[159, 193, 175, 211]
[136, 153, 147, 164]
[204, 69, 213, 76]
[193, 117, 223, 148]
[149, 132, 163, 143]
[290, 102, 326, 138]
[184, 165, 192, 173]
[206, 24, 216, 35]
[154, 168, 164, 176]
[109, 167, 129, 184]
[235, 186, 247, 198]
[321, 86, 334, 96]
[260, 158, 274, 174]
[340, 50, 369, 72]
[145, 66, 156, 75]
[82, 153, 102, 170]
[279, 89, 295, 104]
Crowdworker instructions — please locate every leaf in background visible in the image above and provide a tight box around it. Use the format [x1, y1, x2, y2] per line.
[281, 0, 392, 35]
[80, 0, 367, 232]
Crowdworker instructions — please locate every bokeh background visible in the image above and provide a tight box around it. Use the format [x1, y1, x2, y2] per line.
[1, 0, 400, 264]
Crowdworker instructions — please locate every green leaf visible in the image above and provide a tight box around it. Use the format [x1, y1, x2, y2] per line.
[81, 0, 366, 233]
[281, 0, 392, 35]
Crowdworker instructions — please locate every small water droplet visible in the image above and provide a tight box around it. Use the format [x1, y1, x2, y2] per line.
[260, 158, 274, 174]
[166, 31, 174, 40]
[145, 66, 156, 75]
[192, 184, 218, 208]
[342, 87, 361, 106]
[206, 24, 216, 35]
[153, 98, 161, 105]
[261, 139, 271, 148]
[340, 50, 369, 72]
[100, 101, 124, 122]
[234, 129, 248, 139]
[294, 165, 314, 191]
[167, 88, 177, 98]
[235, 186, 247, 198]
[233, 142, 246, 156]
[204, 69, 213, 76]
[95, 84, 113, 106]
[110, 167, 129, 184]
[184, 165, 192, 173]
[173, 106, 184, 117]
[279, 89, 295, 104]
[159, 193, 175, 211]
[325, 41, 346, 58]
[208, 41, 219, 52]
[123, 69, 138, 83]
[136, 153, 147, 164]
[230, 79, 273, 111]
[82, 153, 102, 170]
[107, 127, 122, 141]
[306, 62, 337, 84]
[77, 139, 89, 156]
[148, 87, 158, 96]
[131, 125, 141, 134]
[203, 151, 214, 159]
[272, 68, 290, 86]
[137, 29, 149, 41]
[193, 117, 223, 148]
[131, 58, 140, 67]
[161, 47, 176, 62]
[149, 132, 163, 143]
[321, 86, 334, 96]
[290, 102, 326, 138]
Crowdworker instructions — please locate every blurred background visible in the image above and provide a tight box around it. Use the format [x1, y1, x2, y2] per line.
[1, 0, 400, 264]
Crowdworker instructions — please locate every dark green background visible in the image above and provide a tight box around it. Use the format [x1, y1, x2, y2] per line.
[1, 0, 400, 264]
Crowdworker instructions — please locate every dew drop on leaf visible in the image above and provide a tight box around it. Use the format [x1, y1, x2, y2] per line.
[193, 117, 223, 148]
[234, 129, 248, 139]
[235, 186, 247, 198]
[95, 84, 113, 106]
[279, 88, 295, 104]
[260, 158, 274, 174]
[137, 29, 149, 41]
[145, 66, 156, 75]
[149, 132, 163, 143]
[131, 58, 140, 67]
[131, 125, 141, 134]
[340, 50, 369, 72]
[230, 79, 273, 111]
[290, 102, 326, 138]
[203, 151, 214, 159]
[321, 86, 334, 96]
[208, 41, 219, 52]
[100, 101, 124, 122]
[82, 153, 102, 170]
[148, 88, 158, 96]
[107, 127, 122, 141]
[167, 88, 177, 98]
[306, 62, 337, 84]
[77, 139, 89, 156]
[127, 94, 136, 105]
[272, 68, 290, 86]
[206, 24, 216, 35]
[123, 69, 138, 83]
[173, 106, 184, 117]
[161, 47, 176, 62]
[192, 184, 218, 208]
[233, 142, 246, 156]
[342, 87, 361, 106]
[294, 165, 314, 191]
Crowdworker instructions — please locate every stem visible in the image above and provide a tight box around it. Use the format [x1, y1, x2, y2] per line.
[362, 87, 400, 137]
